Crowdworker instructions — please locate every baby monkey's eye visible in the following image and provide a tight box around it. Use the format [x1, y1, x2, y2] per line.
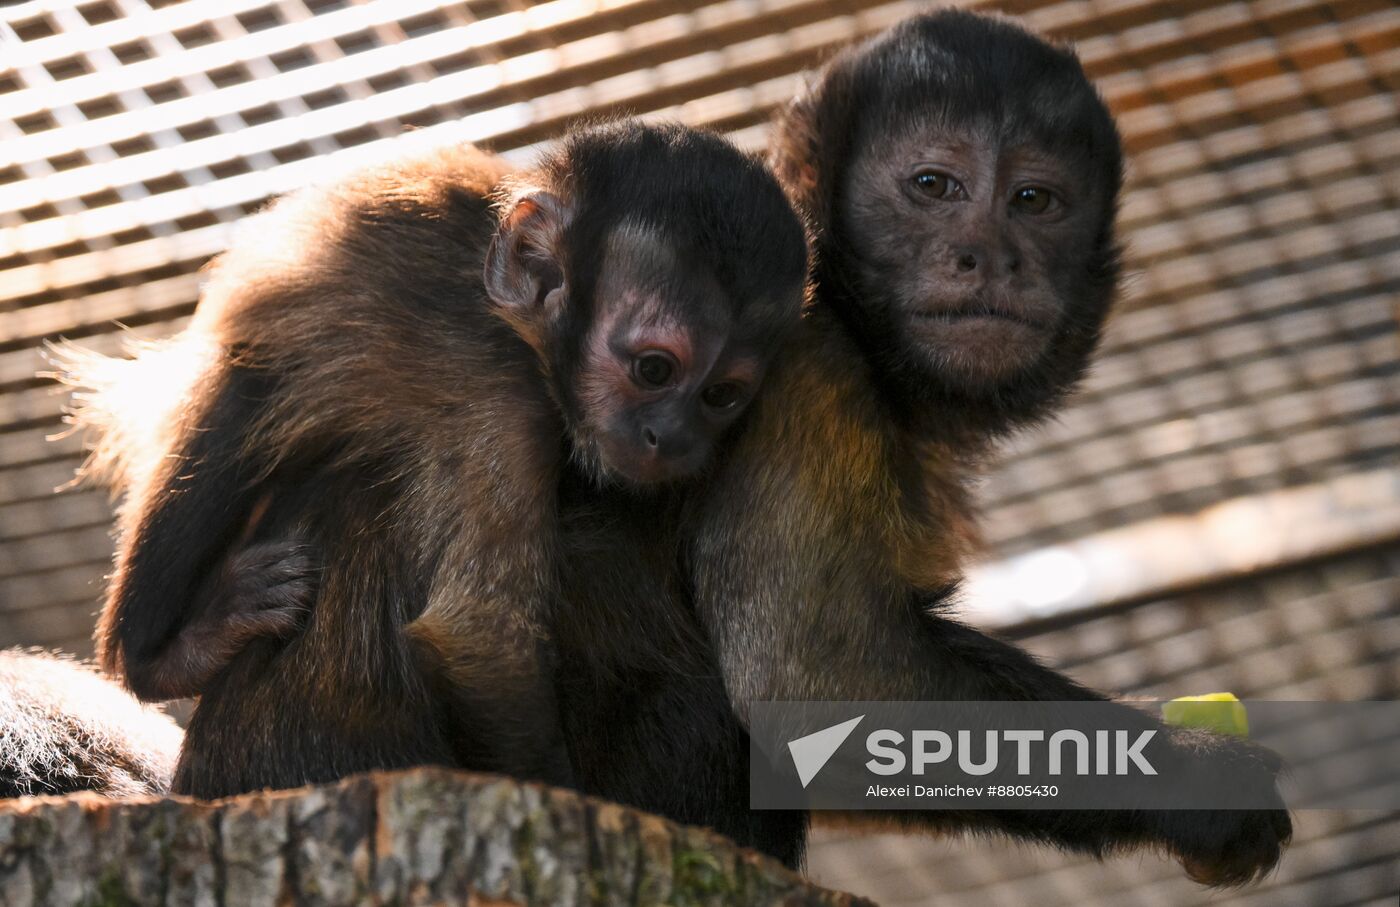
[912, 170, 962, 199]
[632, 351, 677, 388]
[1011, 186, 1056, 215]
[701, 381, 745, 411]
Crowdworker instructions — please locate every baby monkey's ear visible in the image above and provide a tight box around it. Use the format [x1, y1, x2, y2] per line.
[484, 191, 570, 317]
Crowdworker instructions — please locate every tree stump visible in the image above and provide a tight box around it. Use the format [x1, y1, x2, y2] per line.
[0, 767, 873, 906]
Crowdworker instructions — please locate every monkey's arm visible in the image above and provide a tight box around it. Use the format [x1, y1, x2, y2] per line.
[98, 364, 290, 701]
[861, 608, 1289, 886]
[696, 544, 1289, 885]
[688, 360, 1288, 883]
[121, 539, 316, 700]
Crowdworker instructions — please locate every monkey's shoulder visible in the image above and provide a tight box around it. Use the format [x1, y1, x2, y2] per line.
[188, 158, 530, 376]
[744, 311, 892, 474]
[330, 144, 514, 246]
[195, 144, 513, 324]
[305, 142, 513, 234]
[695, 310, 899, 552]
[177, 147, 545, 457]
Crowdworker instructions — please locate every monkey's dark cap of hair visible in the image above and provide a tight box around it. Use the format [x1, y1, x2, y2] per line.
[540, 121, 808, 314]
[871, 11, 1118, 173]
[774, 9, 1123, 221]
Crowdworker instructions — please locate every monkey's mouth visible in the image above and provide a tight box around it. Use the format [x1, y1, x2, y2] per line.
[593, 437, 700, 487]
[911, 307, 1047, 330]
[910, 291, 1057, 330]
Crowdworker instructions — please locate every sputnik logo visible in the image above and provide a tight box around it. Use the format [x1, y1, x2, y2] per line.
[787, 715, 864, 788]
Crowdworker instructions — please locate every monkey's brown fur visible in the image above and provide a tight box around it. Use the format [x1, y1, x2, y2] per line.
[117, 145, 567, 792]
[200, 147, 563, 722]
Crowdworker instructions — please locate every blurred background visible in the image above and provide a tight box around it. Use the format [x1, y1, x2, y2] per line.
[0, 0, 1396, 903]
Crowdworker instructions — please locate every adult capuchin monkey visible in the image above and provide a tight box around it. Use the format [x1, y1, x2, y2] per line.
[93, 10, 1288, 887]
[54, 121, 807, 799]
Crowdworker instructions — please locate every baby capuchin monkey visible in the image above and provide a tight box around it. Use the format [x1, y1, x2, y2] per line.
[62, 121, 806, 798]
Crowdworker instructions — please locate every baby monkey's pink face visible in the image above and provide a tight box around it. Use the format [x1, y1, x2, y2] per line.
[840, 123, 1110, 391]
[576, 224, 786, 486]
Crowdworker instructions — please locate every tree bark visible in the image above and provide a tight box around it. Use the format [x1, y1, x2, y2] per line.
[0, 767, 872, 907]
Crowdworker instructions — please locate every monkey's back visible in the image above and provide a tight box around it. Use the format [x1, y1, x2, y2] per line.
[188, 146, 544, 465]
[179, 143, 567, 581]
[159, 146, 567, 796]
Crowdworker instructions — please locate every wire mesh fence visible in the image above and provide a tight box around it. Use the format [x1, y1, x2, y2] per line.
[0, 1, 1396, 903]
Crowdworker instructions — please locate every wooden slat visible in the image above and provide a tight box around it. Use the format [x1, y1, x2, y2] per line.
[1, 275, 200, 352]
[0, 0, 827, 172]
[4, 0, 278, 63]
[0, 524, 113, 580]
[0, 313, 192, 386]
[0, 455, 89, 509]
[0, 559, 112, 612]
[0, 487, 113, 543]
[0, 595, 102, 649]
[0, 424, 84, 471]
[3, 0, 1391, 263]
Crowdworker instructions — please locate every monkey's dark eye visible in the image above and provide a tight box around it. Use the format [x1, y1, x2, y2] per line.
[912, 170, 960, 199]
[632, 352, 677, 389]
[701, 381, 745, 411]
[1011, 186, 1055, 215]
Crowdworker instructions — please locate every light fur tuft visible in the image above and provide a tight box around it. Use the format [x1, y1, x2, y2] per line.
[45, 335, 218, 497]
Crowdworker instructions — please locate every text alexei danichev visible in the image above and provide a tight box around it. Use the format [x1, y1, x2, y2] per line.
[866, 784, 1061, 799]
[868, 784, 985, 797]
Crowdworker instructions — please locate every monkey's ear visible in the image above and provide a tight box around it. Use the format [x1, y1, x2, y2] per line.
[484, 192, 568, 313]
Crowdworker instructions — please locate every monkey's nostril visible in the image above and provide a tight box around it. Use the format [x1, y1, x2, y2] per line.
[956, 254, 977, 272]
[642, 427, 659, 448]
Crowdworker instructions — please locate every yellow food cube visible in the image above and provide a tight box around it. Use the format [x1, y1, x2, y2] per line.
[1162, 692, 1250, 738]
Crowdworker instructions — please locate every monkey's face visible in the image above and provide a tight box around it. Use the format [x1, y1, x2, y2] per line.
[487, 183, 802, 488]
[837, 125, 1113, 394]
[573, 226, 776, 487]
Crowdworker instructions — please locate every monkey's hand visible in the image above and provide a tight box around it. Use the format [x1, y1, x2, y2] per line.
[123, 539, 318, 701]
[1153, 729, 1292, 887]
[214, 539, 319, 637]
